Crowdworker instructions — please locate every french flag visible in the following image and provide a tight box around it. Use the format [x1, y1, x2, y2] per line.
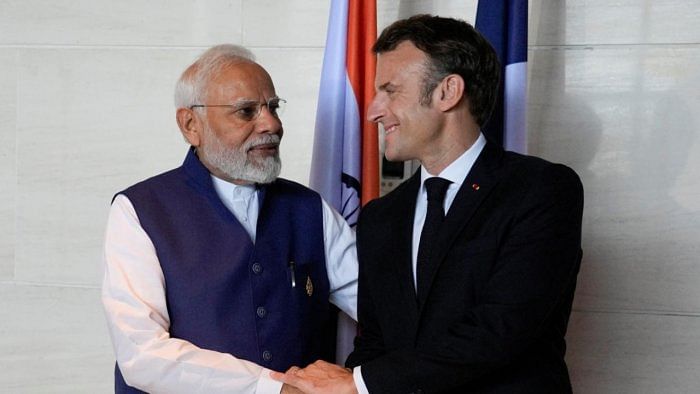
[476, 0, 528, 153]
[309, 0, 378, 363]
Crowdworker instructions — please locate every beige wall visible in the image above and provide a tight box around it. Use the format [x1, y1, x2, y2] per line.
[0, 0, 698, 392]
[528, 2, 700, 393]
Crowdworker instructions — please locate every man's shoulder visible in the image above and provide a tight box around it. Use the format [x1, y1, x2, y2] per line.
[502, 150, 582, 189]
[118, 166, 183, 195]
[360, 175, 416, 220]
[496, 152, 584, 213]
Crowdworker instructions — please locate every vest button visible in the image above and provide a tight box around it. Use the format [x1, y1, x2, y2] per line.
[262, 350, 272, 361]
[257, 306, 267, 318]
[252, 263, 263, 274]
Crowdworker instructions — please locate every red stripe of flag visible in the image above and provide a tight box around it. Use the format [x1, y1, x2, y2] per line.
[347, 0, 378, 205]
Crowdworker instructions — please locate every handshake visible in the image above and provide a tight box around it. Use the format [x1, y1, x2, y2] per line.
[271, 360, 359, 394]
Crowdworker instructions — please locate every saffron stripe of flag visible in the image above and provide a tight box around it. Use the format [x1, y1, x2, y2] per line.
[476, 0, 528, 153]
[347, 0, 379, 205]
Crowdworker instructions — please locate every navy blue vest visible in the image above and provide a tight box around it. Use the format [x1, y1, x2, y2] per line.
[114, 148, 331, 392]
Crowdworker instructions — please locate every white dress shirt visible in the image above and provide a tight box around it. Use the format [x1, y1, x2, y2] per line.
[411, 132, 486, 287]
[353, 132, 486, 394]
[102, 175, 358, 394]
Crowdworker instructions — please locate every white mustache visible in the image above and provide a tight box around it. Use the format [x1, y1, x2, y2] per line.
[245, 134, 281, 150]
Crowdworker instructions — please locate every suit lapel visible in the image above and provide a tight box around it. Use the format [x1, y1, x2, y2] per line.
[416, 142, 505, 308]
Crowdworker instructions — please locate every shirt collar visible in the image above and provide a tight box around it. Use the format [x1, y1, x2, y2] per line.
[211, 175, 256, 203]
[420, 132, 487, 187]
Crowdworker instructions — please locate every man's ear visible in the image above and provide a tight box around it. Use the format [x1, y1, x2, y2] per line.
[176, 108, 202, 146]
[436, 74, 465, 112]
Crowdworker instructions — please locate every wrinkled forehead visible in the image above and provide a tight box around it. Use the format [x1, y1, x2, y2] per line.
[205, 62, 277, 102]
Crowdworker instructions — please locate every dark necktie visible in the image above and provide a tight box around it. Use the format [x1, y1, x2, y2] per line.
[416, 177, 452, 301]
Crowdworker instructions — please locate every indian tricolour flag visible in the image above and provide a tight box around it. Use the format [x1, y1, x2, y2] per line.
[309, 0, 378, 364]
[310, 0, 378, 227]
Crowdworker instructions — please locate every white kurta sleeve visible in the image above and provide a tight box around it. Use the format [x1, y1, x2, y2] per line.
[320, 199, 359, 321]
[101, 194, 283, 394]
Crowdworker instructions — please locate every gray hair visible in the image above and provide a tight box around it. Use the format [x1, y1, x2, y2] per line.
[174, 44, 256, 109]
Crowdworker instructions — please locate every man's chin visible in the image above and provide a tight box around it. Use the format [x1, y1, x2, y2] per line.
[384, 152, 404, 162]
[245, 161, 281, 184]
[249, 152, 277, 162]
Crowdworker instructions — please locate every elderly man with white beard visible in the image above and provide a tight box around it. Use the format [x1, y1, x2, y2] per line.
[101, 44, 358, 394]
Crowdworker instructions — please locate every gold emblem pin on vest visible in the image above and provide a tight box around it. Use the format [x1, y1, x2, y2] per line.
[305, 276, 313, 296]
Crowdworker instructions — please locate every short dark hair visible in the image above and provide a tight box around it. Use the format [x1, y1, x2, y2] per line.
[373, 14, 500, 127]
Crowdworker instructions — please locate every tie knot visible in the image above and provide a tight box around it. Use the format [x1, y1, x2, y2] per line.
[424, 177, 451, 203]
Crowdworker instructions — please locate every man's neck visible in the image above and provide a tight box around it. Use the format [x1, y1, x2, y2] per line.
[421, 131, 480, 175]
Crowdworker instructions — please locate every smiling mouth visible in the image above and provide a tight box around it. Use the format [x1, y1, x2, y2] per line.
[384, 124, 398, 135]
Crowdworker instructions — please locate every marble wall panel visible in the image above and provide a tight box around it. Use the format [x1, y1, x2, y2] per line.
[14, 48, 199, 286]
[242, 0, 480, 49]
[566, 310, 700, 393]
[0, 283, 113, 392]
[242, 0, 330, 48]
[0, 49, 17, 280]
[0, 0, 243, 47]
[379, 0, 479, 31]
[530, 0, 700, 46]
[528, 45, 700, 313]
[241, 0, 480, 49]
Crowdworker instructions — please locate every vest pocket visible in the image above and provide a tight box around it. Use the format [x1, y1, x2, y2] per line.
[288, 263, 327, 311]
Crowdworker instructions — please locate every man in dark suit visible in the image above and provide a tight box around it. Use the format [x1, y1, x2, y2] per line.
[273, 14, 583, 393]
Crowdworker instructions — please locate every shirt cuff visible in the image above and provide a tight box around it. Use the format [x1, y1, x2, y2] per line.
[353, 366, 370, 394]
[256, 369, 284, 394]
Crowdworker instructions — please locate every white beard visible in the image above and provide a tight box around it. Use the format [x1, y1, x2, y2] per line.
[200, 124, 282, 184]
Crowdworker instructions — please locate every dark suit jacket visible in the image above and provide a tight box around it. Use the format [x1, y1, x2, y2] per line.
[346, 142, 584, 393]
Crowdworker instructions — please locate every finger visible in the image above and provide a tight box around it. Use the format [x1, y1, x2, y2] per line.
[272, 372, 313, 391]
[286, 366, 301, 374]
[271, 370, 303, 385]
[270, 370, 286, 382]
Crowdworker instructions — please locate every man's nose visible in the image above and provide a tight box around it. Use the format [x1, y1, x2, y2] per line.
[256, 106, 283, 133]
[366, 95, 383, 123]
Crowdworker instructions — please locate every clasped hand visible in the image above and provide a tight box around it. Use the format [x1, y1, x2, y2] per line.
[271, 360, 358, 394]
